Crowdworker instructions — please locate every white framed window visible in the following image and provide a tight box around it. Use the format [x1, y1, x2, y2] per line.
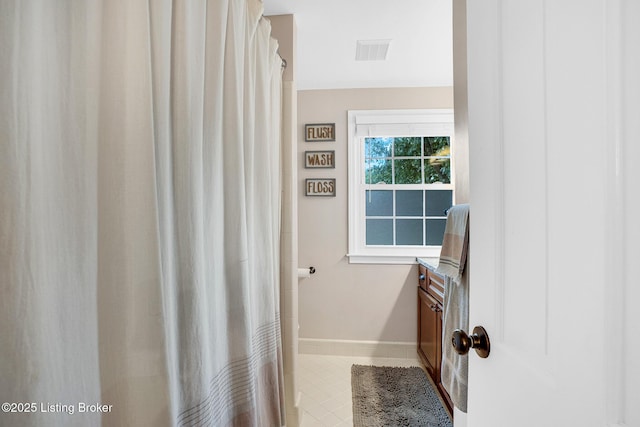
[347, 109, 454, 264]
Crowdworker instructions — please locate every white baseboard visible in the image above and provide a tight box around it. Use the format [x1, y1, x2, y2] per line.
[298, 338, 418, 359]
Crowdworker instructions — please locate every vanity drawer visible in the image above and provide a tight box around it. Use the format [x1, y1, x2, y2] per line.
[418, 263, 445, 304]
[426, 269, 445, 304]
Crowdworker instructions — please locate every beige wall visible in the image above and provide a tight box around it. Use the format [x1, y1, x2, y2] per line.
[267, 15, 295, 83]
[297, 87, 453, 343]
[453, 0, 470, 205]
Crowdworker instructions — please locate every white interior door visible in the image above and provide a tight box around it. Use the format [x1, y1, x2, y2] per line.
[464, 1, 640, 427]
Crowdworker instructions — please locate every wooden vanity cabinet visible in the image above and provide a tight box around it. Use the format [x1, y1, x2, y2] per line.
[418, 287, 441, 378]
[417, 263, 453, 415]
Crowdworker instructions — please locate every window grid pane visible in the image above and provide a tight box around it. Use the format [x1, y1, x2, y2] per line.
[366, 219, 394, 245]
[396, 219, 424, 245]
[396, 190, 423, 216]
[393, 137, 421, 157]
[426, 219, 447, 245]
[365, 190, 393, 216]
[394, 159, 422, 184]
[423, 136, 451, 184]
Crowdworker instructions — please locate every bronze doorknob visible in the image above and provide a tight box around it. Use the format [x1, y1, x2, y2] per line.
[451, 326, 491, 358]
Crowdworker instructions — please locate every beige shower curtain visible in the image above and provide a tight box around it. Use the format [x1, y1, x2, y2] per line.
[0, 0, 284, 426]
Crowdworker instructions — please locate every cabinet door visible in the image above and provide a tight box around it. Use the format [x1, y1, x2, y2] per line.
[418, 287, 442, 381]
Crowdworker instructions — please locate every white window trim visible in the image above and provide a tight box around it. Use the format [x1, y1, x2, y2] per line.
[347, 109, 455, 264]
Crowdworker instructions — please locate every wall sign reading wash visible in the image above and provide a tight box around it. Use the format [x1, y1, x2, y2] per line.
[305, 150, 335, 168]
[304, 123, 335, 142]
[305, 178, 336, 197]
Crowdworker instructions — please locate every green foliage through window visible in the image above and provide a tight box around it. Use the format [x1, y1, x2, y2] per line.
[364, 136, 450, 185]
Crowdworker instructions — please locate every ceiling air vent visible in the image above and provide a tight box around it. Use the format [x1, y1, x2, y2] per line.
[355, 39, 391, 61]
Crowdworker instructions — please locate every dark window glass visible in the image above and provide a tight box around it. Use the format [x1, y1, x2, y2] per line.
[426, 219, 447, 245]
[365, 190, 393, 216]
[396, 219, 423, 245]
[425, 190, 453, 216]
[366, 219, 393, 245]
[396, 190, 423, 216]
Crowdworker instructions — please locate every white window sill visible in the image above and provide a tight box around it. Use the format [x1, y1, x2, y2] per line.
[347, 253, 437, 265]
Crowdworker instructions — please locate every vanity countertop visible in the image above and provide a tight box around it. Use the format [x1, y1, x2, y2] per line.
[416, 257, 439, 270]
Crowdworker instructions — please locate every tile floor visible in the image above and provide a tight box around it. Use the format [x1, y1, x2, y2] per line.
[297, 354, 423, 427]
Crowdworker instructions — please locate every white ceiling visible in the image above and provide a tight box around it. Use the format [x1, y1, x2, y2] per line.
[263, 0, 453, 91]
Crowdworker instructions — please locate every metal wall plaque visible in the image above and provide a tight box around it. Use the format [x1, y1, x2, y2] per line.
[304, 123, 335, 142]
[305, 178, 336, 197]
[305, 150, 335, 168]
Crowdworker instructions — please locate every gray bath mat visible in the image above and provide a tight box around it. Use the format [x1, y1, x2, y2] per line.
[351, 365, 452, 427]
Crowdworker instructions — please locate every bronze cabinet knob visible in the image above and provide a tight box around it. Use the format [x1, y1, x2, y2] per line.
[451, 326, 491, 358]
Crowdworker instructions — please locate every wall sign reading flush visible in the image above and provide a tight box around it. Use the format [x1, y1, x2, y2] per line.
[305, 123, 335, 142]
[305, 178, 336, 197]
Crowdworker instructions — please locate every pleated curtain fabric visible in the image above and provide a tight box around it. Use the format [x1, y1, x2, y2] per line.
[0, 0, 285, 426]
